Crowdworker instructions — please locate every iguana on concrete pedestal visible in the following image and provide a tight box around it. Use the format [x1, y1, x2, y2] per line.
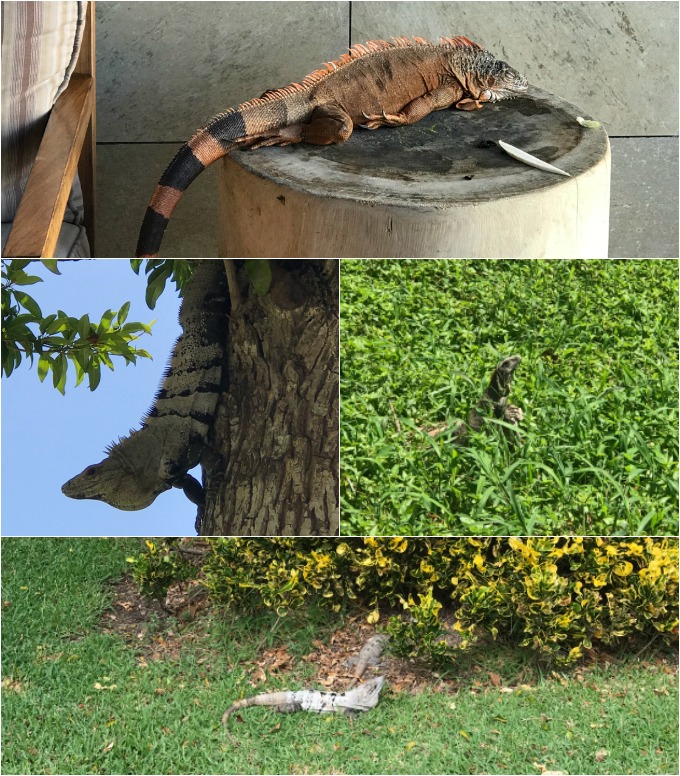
[136, 36, 528, 257]
[222, 676, 385, 745]
[61, 260, 228, 512]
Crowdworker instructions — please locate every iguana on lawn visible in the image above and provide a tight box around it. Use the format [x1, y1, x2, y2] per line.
[454, 354, 523, 443]
[222, 676, 385, 745]
[136, 36, 528, 257]
[423, 355, 523, 443]
[61, 260, 228, 513]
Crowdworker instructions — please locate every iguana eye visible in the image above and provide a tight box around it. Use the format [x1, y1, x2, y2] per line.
[85, 467, 97, 476]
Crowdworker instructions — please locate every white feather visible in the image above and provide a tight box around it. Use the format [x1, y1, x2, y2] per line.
[498, 140, 571, 177]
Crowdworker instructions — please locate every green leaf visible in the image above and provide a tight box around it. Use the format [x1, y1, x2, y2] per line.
[2, 346, 19, 377]
[68, 353, 87, 387]
[6, 259, 30, 273]
[40, 259, 61, 275]
[88, 361, 101, 391]
[37, 355, 51, 383]
[245, 260, 272, 295]
[116, 301, 131, 326]
[52, 354, 67, 395]
[13, 291, 42, 319]
[99, 309, 115, 332]
[39, 314, 58, 334]
[76, 314, 91, 339]
[72, 345, 90, 373]
[12, 271, 43, 286]
[44, 316, 66, 335]
[145, 266, 171, 310]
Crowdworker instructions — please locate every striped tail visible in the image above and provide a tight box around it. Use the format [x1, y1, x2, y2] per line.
[135, 111, 249, 258]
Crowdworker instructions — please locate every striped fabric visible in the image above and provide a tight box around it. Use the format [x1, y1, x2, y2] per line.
[1, 1, 86, 224]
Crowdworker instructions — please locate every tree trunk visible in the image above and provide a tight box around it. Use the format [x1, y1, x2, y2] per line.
[198, 260, 339, 536]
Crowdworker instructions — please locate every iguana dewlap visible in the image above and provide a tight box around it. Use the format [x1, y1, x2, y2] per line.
[136, 36, 528, 258]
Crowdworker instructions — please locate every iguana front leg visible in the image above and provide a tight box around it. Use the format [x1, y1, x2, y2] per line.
[360, 84, 467, 129]
[171, 473, 204, 507]
[248, 103, 354, 149]
[503, 404, 524, 426]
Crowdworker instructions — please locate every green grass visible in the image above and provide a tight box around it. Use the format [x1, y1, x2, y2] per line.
[340, 259, 679, 535]
[2, 538, 678, 774]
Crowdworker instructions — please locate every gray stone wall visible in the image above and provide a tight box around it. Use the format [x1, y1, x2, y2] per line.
[352, 1, 678, 137]
[95, 1, 678, 257]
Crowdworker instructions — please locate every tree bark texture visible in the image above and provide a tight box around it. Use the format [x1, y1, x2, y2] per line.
[199, 260, 339, 536]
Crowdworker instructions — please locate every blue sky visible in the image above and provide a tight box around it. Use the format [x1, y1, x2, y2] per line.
[1, 259, 202, 536]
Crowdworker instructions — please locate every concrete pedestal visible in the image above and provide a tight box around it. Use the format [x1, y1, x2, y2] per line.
[218, 86, 610, 258]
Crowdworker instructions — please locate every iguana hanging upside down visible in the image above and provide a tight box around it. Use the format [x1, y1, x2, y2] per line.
[136, 36, 528, 257]
[61, 261, 228, 513]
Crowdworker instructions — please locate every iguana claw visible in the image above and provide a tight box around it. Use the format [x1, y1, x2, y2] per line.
[359, 110, 406, 130]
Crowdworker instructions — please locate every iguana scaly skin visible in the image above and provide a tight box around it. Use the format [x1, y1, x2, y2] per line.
[61, 261, 228, 511]
[136, 36, 528, 257]
[454, 354, 523, 442]
[346, 634, 389, 689]
[222, 677, 385, 745]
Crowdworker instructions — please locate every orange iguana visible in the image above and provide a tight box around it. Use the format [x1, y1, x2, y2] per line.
[136, 36, 528, 257]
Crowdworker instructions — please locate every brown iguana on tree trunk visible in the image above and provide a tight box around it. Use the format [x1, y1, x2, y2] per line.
[424, 355, 523, 443]
[62, 260, 339, 536]
[222, 676, 385, 745]
[136, 36, 528, 257]
[61, 260, 228, 512]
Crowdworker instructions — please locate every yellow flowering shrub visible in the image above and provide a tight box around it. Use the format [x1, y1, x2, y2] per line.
[130, 537, 678, 665]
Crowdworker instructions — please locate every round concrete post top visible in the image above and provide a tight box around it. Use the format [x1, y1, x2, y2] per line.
[229, 86, 609, 209]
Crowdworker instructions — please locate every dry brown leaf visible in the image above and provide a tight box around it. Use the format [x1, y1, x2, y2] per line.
[1, 678, 23, 693]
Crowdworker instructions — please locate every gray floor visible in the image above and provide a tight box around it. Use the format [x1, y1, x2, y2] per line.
[96, 136, 679, 258]
[608, 137, 679, 258]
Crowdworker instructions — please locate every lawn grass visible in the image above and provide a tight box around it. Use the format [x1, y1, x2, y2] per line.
[2, 538, 678, 775]
[340, 259, 679, 536]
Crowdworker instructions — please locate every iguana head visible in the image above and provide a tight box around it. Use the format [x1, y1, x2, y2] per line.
[478, 56, 529, 102]
[342, 676, 386, 712]
[61, 429, 172, 511]
[451, 48, 528, 104]
[494, 355, 522, 394]
[61, 456, 172, 511]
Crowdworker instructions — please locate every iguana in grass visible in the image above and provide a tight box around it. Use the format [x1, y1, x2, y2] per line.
[61, 260, 228, 513]
[424, 355, 523, 443]
[136, 36, 528, 257]
[461, 354, 524, 439]
[222, 676, 385, 745]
